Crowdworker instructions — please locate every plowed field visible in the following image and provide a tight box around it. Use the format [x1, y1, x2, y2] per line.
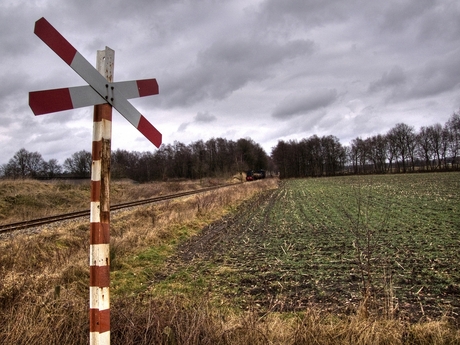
[152, 173, 460, 322]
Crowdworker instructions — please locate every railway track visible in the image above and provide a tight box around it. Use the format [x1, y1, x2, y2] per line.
[0, 183, 236, 234]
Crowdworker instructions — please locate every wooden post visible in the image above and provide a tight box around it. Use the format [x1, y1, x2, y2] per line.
[89, 47, 114, 345]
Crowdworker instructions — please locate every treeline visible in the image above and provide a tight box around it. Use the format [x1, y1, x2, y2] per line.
[111, 138, 271, 181]
[271, 112, 460, 178]
[272, 135, 346, 178]
[1, 138, 271, 182]
[3, 112, 459, 181]
[0, 149, 91, 180]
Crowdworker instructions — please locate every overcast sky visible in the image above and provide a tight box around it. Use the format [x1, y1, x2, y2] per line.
[1, 0, 460, 165]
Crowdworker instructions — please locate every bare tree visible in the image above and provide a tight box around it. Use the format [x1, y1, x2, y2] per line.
[417, 126, 434, 171]
[43, 159, 62, 178]
[305, 135, 323, 177]
[440, 124, 450, 169]
[350, 137, 368, 174]
[2, 148, 46, 179]
[368, 134, 388, 173]
[321, 135, 345, 176]
[427, 123, 444, 170]
[63, 150, 92, 178]
[446, 111, 460, 168]
[271, 140, 290, 179]
[387, 123, 415, 173]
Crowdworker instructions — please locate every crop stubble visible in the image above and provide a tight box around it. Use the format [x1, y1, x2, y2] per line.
[154, 173, 460, 322]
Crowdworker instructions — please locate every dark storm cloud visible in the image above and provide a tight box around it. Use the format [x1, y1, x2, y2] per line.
[272, 89, 338, 119]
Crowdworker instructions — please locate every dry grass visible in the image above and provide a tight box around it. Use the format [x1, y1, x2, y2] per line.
[0, 179, 88, 222]
[0, 178, 223, 224]
[0, 177, 459, 344]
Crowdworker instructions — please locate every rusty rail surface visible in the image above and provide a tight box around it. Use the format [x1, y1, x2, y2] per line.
[0, 183, 237, 234]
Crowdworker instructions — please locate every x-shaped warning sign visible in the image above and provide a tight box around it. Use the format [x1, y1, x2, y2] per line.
[29, 17, 162, 148]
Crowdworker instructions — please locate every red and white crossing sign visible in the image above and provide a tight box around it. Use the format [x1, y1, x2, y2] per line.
[29, 17, 164, 345]
[29, 17, 162, 148]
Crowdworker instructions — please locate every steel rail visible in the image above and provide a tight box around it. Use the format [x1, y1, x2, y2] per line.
[0, 183, 237, 234]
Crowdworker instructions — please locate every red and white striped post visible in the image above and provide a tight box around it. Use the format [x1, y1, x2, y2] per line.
[89, 47, 114, 345]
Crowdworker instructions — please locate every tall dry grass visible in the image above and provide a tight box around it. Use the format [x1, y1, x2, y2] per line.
[1, 178, 459, 344]
[0, 178, 223, 224]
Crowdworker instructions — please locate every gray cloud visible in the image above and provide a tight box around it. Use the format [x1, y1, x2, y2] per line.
[161, 38, 315, 107]
[379, 0, 433, 33]
[195, 111, 216, 123]
[370, 50, 460, 102]
[368, 66, 407, 93]
[272, 89, 338, 119]
[178, 122, 189, 132]
[259, 0, 352, 30]
[177, 111, 216, 132]
[406, 51, 460, 99]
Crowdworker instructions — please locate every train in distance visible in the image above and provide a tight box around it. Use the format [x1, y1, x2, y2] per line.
[246, 169, 266, 181]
